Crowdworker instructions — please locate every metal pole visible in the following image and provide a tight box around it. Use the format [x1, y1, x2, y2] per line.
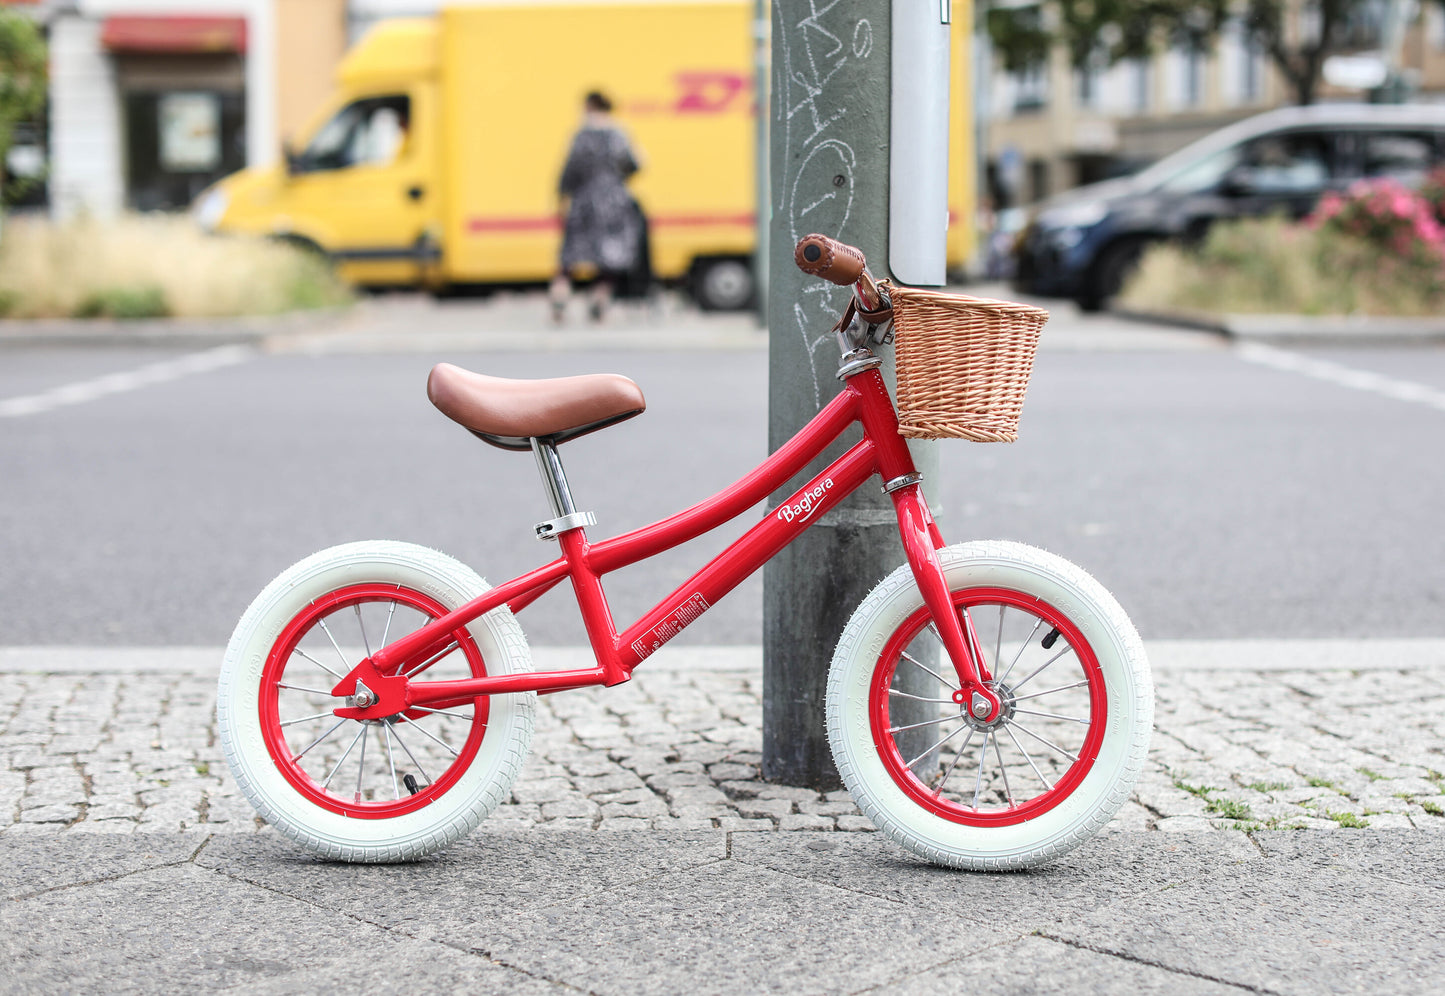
[763, 0, 942, 788]
[753, 0, 771, 326]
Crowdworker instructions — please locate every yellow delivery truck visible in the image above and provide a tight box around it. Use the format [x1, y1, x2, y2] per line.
[196, 0, 974, 309]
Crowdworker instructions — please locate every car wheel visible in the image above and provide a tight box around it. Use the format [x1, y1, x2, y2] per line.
[1077, 238, 1147, 312]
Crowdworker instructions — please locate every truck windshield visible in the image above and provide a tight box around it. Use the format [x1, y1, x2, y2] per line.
[296, 96, 410, 173]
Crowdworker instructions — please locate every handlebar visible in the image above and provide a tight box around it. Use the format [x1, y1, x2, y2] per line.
[794, 234, 866, 285]
[793, 234, 887, 316]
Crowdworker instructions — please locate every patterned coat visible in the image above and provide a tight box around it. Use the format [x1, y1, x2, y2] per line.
[558, 123, 642, 275]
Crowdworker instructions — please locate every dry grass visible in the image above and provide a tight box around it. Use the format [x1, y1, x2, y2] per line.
[0, 214, 351, 319]
[1119, 216, 1445, 318]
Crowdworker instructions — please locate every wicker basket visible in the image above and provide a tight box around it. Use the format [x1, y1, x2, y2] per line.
[888, 284, 1049, 443]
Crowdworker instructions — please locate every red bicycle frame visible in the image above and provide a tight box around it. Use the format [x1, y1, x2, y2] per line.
[330, 365, 1001, 722]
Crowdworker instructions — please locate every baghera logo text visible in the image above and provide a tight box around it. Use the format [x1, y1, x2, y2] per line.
[776, 478, 835, 525]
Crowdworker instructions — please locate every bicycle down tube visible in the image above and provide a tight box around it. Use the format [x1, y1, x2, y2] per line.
[331, 363, 995, 720]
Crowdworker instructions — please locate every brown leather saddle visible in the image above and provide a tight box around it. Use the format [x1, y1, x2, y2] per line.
[426, 363, 646, 451]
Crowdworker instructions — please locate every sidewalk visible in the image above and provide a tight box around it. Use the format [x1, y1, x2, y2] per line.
[2, 641, 1443, 992]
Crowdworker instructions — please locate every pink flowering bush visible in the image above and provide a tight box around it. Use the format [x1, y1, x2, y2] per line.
[1308, 178, 1445, 267]
[1121, 176, 1445, 316]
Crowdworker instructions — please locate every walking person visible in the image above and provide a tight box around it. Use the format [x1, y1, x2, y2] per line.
[550, 91, 643, 323]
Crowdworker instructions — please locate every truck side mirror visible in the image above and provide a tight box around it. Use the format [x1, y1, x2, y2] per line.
[283, 139, 301, 176]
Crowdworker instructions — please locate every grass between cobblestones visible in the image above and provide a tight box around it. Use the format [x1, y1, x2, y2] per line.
[2, 663, 1444, 838]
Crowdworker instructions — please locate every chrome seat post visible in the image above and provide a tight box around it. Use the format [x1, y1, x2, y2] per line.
[530, 437, 597, 541]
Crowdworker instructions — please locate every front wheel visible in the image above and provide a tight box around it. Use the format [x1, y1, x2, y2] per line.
[827, 541, 1152, 870]
[218, 541, 534, 862]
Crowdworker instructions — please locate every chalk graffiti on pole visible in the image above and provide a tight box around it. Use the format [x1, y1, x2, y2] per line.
[775, 0, 874, 408]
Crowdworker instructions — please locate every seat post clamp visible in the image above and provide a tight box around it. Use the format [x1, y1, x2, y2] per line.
[535, 510, 597, 541]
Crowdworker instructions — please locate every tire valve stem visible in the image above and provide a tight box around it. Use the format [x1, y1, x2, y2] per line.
[403, 773, 421, 796]
[1041, 627, 1061, 650]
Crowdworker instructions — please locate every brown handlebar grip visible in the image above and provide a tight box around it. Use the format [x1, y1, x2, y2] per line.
[794, 234, 867, 286]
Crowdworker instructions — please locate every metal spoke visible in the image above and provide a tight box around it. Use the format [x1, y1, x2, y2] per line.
[1011, 680, 1089, 703]
[899, 649, 959, 692]
[410, 706, 476, 721]
[292, 647, 344, 681]
[277, 681, 337, 696]
[994, 605, 1005, 675]
[889, 713, 962, 734]
[400, 716, 459, 757]
[1005, 719, 1051, 786]
[317, 617, 351, 672]
[403, 639, 460, 679]
[355, 605, 373, 658]
[992, 730, 1015, 807]
[970, 733, 991, 809]
[379, 600, 398, 648]
[1012, 644, 1075, 692]
[888, 689, 956, 704]
[321, 724, 367, 790]
[292, 718, 347, 763]
[280, 711, 334, 728]
[382, 720, 401, 801]
[353, 723, 370, 802]
[1009, 720, 1079, 763]
[1013, 707, 1089, 724]
[903, 719, 972, 771]
[996, 617, 1045, 684]
[385, 720, 433, 784]
[931, 729, 976, 796]
[1004, 723, 1053, 791]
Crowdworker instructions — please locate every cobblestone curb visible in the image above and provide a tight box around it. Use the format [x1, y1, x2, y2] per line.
[2, 646, 1443, 837]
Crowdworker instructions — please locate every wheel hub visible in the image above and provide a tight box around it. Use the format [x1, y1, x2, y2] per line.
[962, 681, 1017, 732]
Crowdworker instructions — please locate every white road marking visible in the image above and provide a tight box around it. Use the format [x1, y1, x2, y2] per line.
[0, 344, 255, 418]
[1238, 342, 1445, 412]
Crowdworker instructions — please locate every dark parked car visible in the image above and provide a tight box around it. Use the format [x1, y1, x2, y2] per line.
[1013, 104, 1445, 310]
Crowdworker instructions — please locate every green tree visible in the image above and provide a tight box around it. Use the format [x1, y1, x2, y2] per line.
[0, 8, 47, 212]
[986, 0, 1404, 106]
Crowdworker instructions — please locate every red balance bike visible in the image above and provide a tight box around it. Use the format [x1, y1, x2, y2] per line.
[218, 235, 1153, 870]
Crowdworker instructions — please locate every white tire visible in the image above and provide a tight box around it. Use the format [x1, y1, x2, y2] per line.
[827, 541, 1152, 870]
[217, 541, 534, 862]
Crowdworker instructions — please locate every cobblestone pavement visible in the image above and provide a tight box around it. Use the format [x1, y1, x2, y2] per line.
[2, 645, 1443, 838]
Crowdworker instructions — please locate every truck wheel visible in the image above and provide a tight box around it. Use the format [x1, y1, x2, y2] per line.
[692, 258, 755, 311]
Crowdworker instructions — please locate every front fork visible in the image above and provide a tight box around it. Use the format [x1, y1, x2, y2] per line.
[889, 484, 1001, 722]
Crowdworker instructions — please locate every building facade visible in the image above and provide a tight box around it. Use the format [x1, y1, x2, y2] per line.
[17, 0, 430, 217]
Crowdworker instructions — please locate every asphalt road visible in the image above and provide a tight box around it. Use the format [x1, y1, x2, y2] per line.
[2, 312, 1443, 647]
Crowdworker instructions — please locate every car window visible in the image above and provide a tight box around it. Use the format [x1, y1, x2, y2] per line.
[1236, 132, 1331, 194]
[1361, 131, 1441, 185]
[1156, 145, 1244, 194]
[297, 96, 410, 173]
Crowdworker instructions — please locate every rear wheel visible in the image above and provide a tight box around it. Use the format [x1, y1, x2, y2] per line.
[827, 541, 1151, 870]
[218, 541, 534, 862]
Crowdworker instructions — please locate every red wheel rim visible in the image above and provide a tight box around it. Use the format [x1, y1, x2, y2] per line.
[868, 587, 1107, 826]
[259, 583, 490, 819]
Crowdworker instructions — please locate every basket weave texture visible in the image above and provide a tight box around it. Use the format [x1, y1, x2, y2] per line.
[889, 284, 1049, 443]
